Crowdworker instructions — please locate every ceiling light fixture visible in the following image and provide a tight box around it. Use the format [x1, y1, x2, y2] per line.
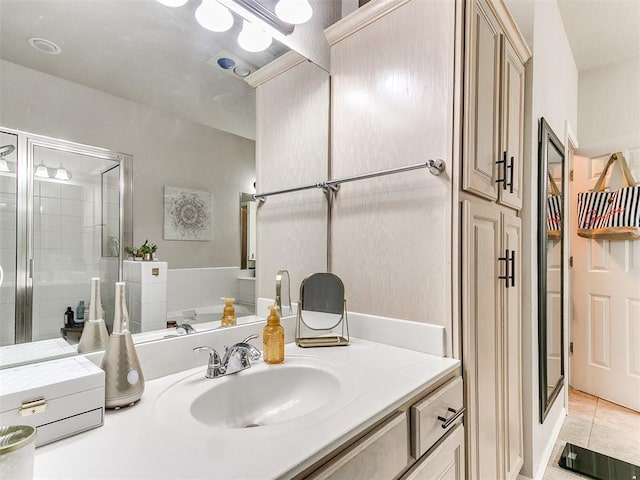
[34, 163, 50, 178]
[238, 20, 272, 52]
[274, 0, 312, 25]
[155, 0, 189, 7]
[195, 0, 234, 32]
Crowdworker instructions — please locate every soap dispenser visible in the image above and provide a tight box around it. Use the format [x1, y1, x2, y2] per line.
[101, 282, 145, 409]
[78, 277, 109, 353]
[221, 297, 237, 327]
[263, 305, 284, 364]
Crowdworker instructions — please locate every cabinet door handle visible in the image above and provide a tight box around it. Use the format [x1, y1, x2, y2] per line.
[498, 249, 510, 289]
[495, 151, 507, 189]
[506, 156, 515, 193]
[437, 406, 466, 429]
[509, 250, 516, 287]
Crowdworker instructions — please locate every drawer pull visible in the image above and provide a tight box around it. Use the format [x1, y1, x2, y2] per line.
[437, 406, 465, 429]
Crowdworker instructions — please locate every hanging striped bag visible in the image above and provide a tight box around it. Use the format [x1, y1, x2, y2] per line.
[577, 152, 640, 240]
[547, 171, 562, 239]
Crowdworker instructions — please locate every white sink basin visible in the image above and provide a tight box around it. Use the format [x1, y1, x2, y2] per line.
[154, 355, 359, 432]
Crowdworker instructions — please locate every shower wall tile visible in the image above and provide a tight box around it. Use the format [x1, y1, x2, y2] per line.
[60, 184, 82, 200]
[0, 175, 16, 194]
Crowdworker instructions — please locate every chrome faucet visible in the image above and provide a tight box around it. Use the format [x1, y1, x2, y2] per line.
[193, 334, 261, 379]
[176, 323, 196, 334]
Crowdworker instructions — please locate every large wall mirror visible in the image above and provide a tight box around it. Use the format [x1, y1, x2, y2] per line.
[538, 117, 565, 422]
[0, 0, 337, 365]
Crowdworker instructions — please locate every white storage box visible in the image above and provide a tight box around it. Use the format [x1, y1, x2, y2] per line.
[0, 356, 104, 447]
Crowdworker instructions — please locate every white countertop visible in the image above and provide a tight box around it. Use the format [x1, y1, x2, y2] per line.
[34, 338, 459, 480]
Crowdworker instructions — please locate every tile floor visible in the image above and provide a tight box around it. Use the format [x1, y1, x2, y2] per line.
[543, 387, 640, 479]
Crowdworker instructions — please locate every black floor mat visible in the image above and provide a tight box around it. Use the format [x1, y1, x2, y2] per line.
[558, 442, 640, 479]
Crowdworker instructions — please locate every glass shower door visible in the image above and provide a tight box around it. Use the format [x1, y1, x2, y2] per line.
[30, 144, 121, 342]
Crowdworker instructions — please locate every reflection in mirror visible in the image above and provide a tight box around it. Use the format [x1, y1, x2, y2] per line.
[296, 273, 348, 347]
[240, 193, 257, 270]
[102, 166, 120, 258]
[538, 117, 565, 422]
[275, 269, 293, 317]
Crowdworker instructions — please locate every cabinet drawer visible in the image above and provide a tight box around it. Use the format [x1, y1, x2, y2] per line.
[410, 377, 463, 459]
[306, 412, 409, 480]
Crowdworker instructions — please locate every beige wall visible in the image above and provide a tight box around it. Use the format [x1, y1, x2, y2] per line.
[329, 0, 456, 348]
[519, 1, 578, 477]
[578, 56, 640, 156]
[254, 60, 330, 306]
[0, 59, 255, 269]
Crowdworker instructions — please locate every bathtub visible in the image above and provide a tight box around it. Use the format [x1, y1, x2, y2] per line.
[168, 303, 256, 324]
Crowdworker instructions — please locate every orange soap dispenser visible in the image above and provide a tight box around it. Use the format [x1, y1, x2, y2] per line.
[221, 297, 237, 327]
[263, 305, 284, 364]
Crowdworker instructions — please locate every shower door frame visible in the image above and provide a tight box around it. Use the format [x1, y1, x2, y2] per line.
[6, 127, 133, 344]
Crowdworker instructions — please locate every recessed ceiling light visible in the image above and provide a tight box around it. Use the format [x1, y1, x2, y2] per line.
[28, 37, 62, 55]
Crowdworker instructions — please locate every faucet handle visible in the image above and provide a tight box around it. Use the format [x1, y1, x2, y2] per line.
[193, 346, 222, 378]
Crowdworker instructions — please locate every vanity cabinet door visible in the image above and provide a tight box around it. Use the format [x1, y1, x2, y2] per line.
[498, 39, 525, 210]
[502, 212, 523, 480]
[400, 424, 465, 480]
[306, 413, 409, 480]
[461, 199, 503, 480]
[462, 0, 502, 202]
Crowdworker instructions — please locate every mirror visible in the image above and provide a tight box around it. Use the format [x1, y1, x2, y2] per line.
[296, 273, 348, 347]
[538, 117, 565, 422]
[0, 0, 334, 364]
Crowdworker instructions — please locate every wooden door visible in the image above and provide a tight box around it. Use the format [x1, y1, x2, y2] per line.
[571, 152, 640, 411]
[498, 39, 525, 210]
[463, 0, 501, 202]
[502, 212, 523, 479]
[462, 199, 503, 480]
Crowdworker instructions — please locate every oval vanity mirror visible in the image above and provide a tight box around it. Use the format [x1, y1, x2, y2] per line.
[295, 273, 348, 347]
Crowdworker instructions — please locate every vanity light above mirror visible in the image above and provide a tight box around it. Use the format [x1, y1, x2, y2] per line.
[156, 0, 313, 54]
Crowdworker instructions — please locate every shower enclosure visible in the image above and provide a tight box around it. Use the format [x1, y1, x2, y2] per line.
[0, 127, 132, 345]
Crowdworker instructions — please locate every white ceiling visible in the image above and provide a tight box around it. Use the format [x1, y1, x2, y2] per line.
[557, 0, 640, 71]
[0, 0, 290, 140]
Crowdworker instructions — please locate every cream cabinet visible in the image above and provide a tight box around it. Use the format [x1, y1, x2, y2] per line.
[462, 199, 523, 480]
[302, 376, 464, 480]
[463, 0, 526, 210]
[400, 424, 465, 480]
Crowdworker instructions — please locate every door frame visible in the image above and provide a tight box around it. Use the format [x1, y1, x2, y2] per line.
[564, 120, 577, 407]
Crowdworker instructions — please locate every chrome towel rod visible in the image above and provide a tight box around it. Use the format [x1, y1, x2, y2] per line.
[254, 159, 445, 203]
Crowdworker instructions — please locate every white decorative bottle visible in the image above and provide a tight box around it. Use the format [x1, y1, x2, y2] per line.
[101, 282, 145, 409]
[77, 277, 109, 353]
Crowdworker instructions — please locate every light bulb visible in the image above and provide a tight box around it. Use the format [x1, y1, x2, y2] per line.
[35, 163, 50, 178]
[238, 20, 272, 53]
[155, 0, 189, 7]
[0, 159, 9, 173]
[275, 0, 312, 25]
[55, 165, 71, 181]
[195, 0, 233, 32]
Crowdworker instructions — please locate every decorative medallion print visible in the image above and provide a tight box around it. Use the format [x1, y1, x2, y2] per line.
[164, 185, 212, 241]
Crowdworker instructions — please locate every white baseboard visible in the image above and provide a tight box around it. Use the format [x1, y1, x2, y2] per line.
[522, 407, 566, 480]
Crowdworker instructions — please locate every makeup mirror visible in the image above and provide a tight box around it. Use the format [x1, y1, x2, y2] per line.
[296, 273, 348, 347]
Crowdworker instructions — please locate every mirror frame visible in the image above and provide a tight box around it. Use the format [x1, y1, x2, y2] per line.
[537, 117, 565, 423]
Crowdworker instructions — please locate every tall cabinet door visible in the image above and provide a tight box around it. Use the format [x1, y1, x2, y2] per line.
[463, 0, 501, 201]
[462, 200, 503, 480]
[498, 40, 525, 210]
[502, 212, 523, 480]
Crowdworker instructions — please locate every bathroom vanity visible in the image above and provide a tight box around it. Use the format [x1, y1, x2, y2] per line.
[33, 320, 461, 480]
